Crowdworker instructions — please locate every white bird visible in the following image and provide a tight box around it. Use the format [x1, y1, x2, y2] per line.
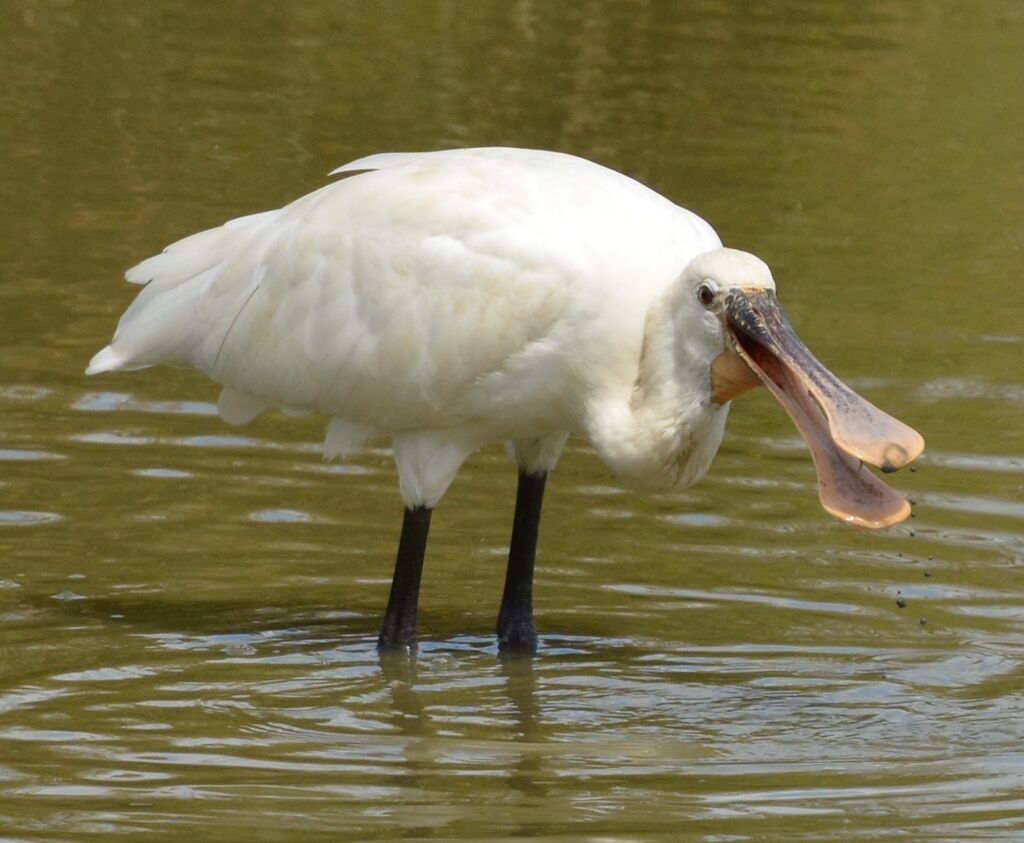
[88, 147, 924, 653]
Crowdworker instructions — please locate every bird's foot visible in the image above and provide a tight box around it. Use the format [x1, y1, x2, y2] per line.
[497, 618, 538, 656]
[377, 638, 417, 655]
[377, 622, 417, 654]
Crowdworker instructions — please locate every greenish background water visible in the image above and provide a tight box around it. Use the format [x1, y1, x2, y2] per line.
[1, 2, 1022, 840]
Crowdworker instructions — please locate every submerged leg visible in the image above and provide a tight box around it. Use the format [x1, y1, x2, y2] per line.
[378, 505, 433, 652]
[497, 470, 547, 654]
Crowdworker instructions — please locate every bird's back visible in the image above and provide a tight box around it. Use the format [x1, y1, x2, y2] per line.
[89, 148, 721, 443]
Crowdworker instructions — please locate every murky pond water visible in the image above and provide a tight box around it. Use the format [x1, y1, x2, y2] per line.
[2, 2, 1023, 840]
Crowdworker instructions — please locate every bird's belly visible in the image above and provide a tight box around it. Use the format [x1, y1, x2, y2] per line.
[321, 356, 579, 441]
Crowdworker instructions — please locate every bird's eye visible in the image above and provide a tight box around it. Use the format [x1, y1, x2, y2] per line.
[698, 283, 718, 307]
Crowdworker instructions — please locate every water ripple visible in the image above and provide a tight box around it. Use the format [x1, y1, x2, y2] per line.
[0, 510, 63, 527]
[0, 448, 65, 461]
[74, 391, 218, 417]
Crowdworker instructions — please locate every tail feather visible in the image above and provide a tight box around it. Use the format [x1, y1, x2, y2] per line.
[125, 210, 278, 285]
[85, 345, 135, 375]
[87, 209, 280, 376]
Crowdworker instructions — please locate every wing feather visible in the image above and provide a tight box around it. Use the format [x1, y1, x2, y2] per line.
[89, 149, 721, 440]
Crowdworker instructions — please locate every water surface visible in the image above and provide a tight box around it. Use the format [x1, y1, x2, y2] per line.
[1, 3, 1023, 840]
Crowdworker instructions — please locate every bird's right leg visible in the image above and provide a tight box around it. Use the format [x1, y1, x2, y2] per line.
[378, 505, 432, 651]
[381, 432, 476, 652]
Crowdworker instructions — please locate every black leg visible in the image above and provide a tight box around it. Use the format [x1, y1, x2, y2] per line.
[378, 505, 432, 652]
[497, 470, 547, 654]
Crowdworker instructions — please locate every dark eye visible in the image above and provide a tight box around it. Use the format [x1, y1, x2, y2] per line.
[698, 283, 717, 307]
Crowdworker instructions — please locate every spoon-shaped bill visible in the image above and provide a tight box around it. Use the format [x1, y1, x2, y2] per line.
[724, 289, 924, 529]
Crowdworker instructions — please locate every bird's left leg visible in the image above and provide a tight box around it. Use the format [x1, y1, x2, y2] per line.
[498, 434, 569, 654]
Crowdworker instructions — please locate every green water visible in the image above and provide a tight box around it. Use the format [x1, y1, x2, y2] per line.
[2, 2, 1023, 840]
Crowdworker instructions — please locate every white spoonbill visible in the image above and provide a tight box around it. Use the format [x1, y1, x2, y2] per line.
[88, 147, 924, 653]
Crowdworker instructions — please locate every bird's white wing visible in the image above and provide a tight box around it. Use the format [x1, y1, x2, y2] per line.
[328, 146, 578, 177]
[89, 149, 720, 437]
[329, 151, 436, 176]
[203, 169, 583, 432]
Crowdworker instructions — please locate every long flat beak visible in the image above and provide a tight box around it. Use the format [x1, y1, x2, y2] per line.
[721, 288, 925, 529]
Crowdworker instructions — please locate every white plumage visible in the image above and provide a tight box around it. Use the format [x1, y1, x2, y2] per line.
[89, 147, 922, 651]
[90, 148, 727, 506]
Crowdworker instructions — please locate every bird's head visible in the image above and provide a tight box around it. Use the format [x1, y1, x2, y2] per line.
[681, 247, 924, 529]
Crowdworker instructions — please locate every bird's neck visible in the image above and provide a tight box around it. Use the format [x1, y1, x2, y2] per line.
[585, 289, 729, 491]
